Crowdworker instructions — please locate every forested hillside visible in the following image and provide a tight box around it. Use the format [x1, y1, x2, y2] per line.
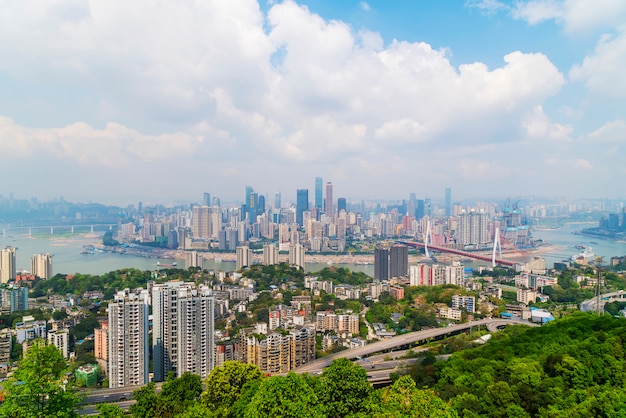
[435, 312, 626, 417]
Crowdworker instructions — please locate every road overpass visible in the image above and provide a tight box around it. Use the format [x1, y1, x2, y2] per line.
[295, 318, 534, 373]
[580, 291, 626, 313]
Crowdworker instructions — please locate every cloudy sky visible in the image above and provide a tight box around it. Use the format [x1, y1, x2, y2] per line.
[0, 0, 625, 206]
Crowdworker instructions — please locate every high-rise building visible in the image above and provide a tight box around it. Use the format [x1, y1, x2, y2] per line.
[315, 177, 323, 210]
[263, 244, 279, 266]
[9, 286, 28, 313]
[445, 188, 452, 217]
[108, 289, 149, 388]
[0, 247, 16, 283]
[416, 200, 425, 220]
[337, 198, 346, 214]
[31, 253, 53, 279]
[191, 206, 210, 238]
[456, 212, 490, 247]
[94, 321, 108, 362]
[325, 182, 334, 220]
[389, 245, 408, 278]
[374, 247, 389, 281]
[274, 192, 281, 209]
[176, 285, 215, 379]
[236, 246, 252, 271]
[289, 243, 305, 269]
[203, 192, 211, 207]
[296, 189, 309, 227]
[152, 282, 215, 381]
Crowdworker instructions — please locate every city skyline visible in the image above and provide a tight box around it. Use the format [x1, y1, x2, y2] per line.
[0, 1, 625, 204]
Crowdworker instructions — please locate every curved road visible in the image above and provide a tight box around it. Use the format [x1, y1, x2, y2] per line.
[580, 291, 626, 313]
[296, 318, 534, 373]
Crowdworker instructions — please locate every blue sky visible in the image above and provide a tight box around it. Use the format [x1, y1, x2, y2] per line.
[0, 0, 625, 205]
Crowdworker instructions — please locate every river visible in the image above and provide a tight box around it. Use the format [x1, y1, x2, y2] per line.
[2, 223, 624, 276]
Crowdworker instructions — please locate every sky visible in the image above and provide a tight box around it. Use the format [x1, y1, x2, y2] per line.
[0, 0, 625, 206]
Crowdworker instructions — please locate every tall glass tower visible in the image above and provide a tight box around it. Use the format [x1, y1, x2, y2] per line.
[296, 189, 309, 227]
[315, 177, 323, 210]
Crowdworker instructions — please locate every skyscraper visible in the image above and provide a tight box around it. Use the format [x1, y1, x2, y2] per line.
[296, 189, 309, 227]
[315, 177, 323, 210]
[263, 244, 279, 265]
[289, 243, 306, 269]
[31, 253, 53, 279]
[374, 247, 389, 281]
[0, 247, 16, 283]
[416, 199, 425, 220]
[192, 206, 210, 238]
[108, 289, 149, 388]
[236, 246, 252, 271]
[389, 245, 409, 278]
[445, 188, 452, 217]
[275, 191, 281, 209]
[203, 192, 211, 207]
[337, 197, 346, 214]
[152, 282, 215, 381]
[175, 285, 215, 379]
[325, 182, 334, 220]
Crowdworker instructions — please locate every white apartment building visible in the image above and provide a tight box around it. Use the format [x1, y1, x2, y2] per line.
[108, 289, 149, 388]
[152, 282, 215, 381]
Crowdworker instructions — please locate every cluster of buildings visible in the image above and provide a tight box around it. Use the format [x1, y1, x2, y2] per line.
[113, 183, 537, 273]
[0, 247, 53, 283]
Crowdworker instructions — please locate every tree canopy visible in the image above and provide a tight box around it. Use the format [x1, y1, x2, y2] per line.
[0, 339, 81, 418]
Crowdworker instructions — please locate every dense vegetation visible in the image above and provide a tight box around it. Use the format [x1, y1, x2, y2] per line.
[434, 312, 626, 417]
[128, 358, 457, 418]
[29, 268, 206, 300]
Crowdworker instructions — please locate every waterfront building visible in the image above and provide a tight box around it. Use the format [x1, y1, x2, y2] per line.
[374, 247, 389, 281]
[0, 247, 16, 283]
[30, 253, 53, 279]
[389, 244, 408, 278]
[236, 246, 252, 271]
[288, 243, 305, 269]
[108, 288, 149, 388]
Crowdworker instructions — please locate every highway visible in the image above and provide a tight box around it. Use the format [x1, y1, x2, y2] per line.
[295, 318, 533, 373]
[580, 290, 626, 312]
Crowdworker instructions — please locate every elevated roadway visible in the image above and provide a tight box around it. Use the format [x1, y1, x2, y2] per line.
[399, 240, 518, 267]
[295, 318, 534, 373]
[580, 290, 626, 313]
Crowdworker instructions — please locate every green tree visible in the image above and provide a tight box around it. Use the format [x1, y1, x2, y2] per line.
[155, 372, 203, 417]
[0, 339, 81, 418]
[244, 373, 323, 418]
[317, 358, 375, 417]
[96, 403, 127, 417]
[201, 361, 264, 414]
[130, 382, 157, 418]
[374, 375, 458, 417]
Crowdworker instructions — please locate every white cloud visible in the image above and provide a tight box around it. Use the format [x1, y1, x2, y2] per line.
[523, 106, 573, 140]
[0, 117, 203, 166]
[512, 0, 626, 32]
[573, 158, 593, 169]
[465, 0, 507, 16]
[585, 120, 626, 143]
[0, 0, 598, 201]
[359, 2, 371, 12]
[570, 32, 626, 98]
